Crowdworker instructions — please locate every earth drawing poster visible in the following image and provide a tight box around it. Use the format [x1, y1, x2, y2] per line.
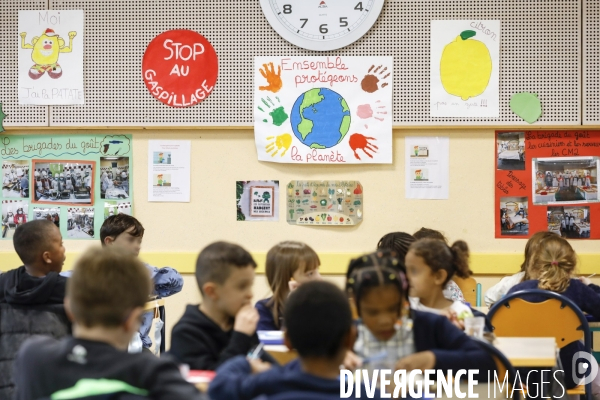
[254, 56, 392, 164]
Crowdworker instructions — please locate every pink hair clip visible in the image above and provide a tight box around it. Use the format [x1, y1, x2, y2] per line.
[551, 261, 559, 266]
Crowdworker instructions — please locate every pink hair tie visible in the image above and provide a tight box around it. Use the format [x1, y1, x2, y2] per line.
[551, 261, 559, 266]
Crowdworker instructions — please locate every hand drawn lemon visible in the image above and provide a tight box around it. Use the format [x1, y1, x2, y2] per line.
[440, 30, 492, 101]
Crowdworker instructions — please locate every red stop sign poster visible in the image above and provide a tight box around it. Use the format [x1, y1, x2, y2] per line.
[142, 29, 218, 107]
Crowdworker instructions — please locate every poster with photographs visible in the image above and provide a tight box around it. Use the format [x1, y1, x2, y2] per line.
[495, 130, 600, 239]
[33, 207, 60, 228]
[0, 134, 133, 240]
[236, 180, 279, 222]
[2, 200, 29, 239]
[104, 201, 131, 220]
[67, 207, 95, 239]
[2, 160, 30, 199]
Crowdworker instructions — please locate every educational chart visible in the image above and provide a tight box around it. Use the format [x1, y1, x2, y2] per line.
[148, 140, 191, 202]
[286, 181, 363, 226]
[431, 20, 500, 118]
[0, 134, 133, 240]
[405, 137, 449, 199]
[18, 10, 84, 105]
[142, 29, 218, 107]
[495, 130, 600, 239]
[254, 56, 392, 164]
[236, 180, 279, 222]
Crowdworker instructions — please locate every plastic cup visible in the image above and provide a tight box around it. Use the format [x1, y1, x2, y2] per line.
[464, 316, 485, 339]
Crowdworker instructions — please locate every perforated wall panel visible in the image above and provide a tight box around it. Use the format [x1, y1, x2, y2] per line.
[584, 0, 600, 124]
[1, 1, 49, 126]
[3, 0, 583, 126]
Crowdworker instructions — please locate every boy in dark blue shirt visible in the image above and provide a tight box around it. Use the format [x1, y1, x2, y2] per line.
[209, 281, 379, 400]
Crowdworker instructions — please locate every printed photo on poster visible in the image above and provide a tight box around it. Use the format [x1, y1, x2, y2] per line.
[67, 207, 94, 239]
[100, 157, 129, 199]
[500, 197, 529, 236]
[532, 157, 598, 205]
[104, 201, 132, 220]
[236, 181, 279, 222]
[497, 132, 525, 170]
[153, 174, 171, 187]
[153, 152, 171, 165]
[547, 206, 590, 239]
[412, 168, 429, 181]
[32, 161, 94, 205]
[2, 200, 28, 239]
[18, 10, 85, 105]
[2, 160, 30, 198]
[33, 207, 60, 228]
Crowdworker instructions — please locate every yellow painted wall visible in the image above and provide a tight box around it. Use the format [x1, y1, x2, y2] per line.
[3, 128, 600, 349]
[1, 129, 599, 273]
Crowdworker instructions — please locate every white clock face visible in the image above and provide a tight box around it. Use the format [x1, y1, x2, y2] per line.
[260, 0, 385, 51]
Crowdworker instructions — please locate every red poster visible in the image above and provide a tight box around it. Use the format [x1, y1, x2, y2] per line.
[142, 29, 218, 108]
[495, 130, 600, 239]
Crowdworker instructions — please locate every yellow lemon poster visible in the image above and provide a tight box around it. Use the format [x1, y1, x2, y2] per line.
[430, 20, 500, 118]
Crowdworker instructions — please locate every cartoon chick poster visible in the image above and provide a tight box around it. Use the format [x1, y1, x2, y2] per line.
[430, 20, 500, 118]
[254, 56, 392, 164]
[18, 10, 84, 105]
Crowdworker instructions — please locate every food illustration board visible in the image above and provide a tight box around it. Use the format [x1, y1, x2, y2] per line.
[286, 181, 363, 226]
[0, 134, 133, 240]
[431, 20, 500, 117]
[495, 130, 600, 239]
[254, 56, 392, 164]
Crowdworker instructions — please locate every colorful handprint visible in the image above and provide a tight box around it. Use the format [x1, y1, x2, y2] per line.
[257, 96, 288, 127]
[258, 62, 283, 93]
[265, 133, 292, 157]
[356, 101, 388, 122]
[349, 133, 378, 160]
[361, 65, 390, 93]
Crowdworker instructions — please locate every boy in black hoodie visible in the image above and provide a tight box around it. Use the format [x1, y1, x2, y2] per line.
[14, 247, 203, 400]
[0, 219, 68, 398]
[170, 241, 272, 370]
[0, 219, 66, 305]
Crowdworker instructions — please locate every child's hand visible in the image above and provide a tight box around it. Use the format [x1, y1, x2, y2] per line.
[234, 304, 259, 336]
[248, 358, 272, 374]
[579, 276, 592, 286]
[343, 350, 363, 370]
[441, 309, 465, 330]
[395, 351, 436, 372]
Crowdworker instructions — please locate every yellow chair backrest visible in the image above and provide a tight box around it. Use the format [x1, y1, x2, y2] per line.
[490, 297, 583, 349]
[452, 276, 478, 305]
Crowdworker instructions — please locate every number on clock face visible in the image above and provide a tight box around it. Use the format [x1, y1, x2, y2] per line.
[270, 0, 375, 40]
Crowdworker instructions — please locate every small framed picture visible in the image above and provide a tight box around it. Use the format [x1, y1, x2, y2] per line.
[249, 186, 274, 217]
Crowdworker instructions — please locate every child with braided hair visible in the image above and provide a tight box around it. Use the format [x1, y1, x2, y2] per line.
[344, 249, 495, 380]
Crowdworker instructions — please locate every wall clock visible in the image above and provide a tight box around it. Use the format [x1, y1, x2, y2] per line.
[259, 0, 385, 51]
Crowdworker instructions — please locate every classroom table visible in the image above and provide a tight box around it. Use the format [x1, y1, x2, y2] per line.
[264, 344, 298, 365]
[494, 337, 557, 367]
